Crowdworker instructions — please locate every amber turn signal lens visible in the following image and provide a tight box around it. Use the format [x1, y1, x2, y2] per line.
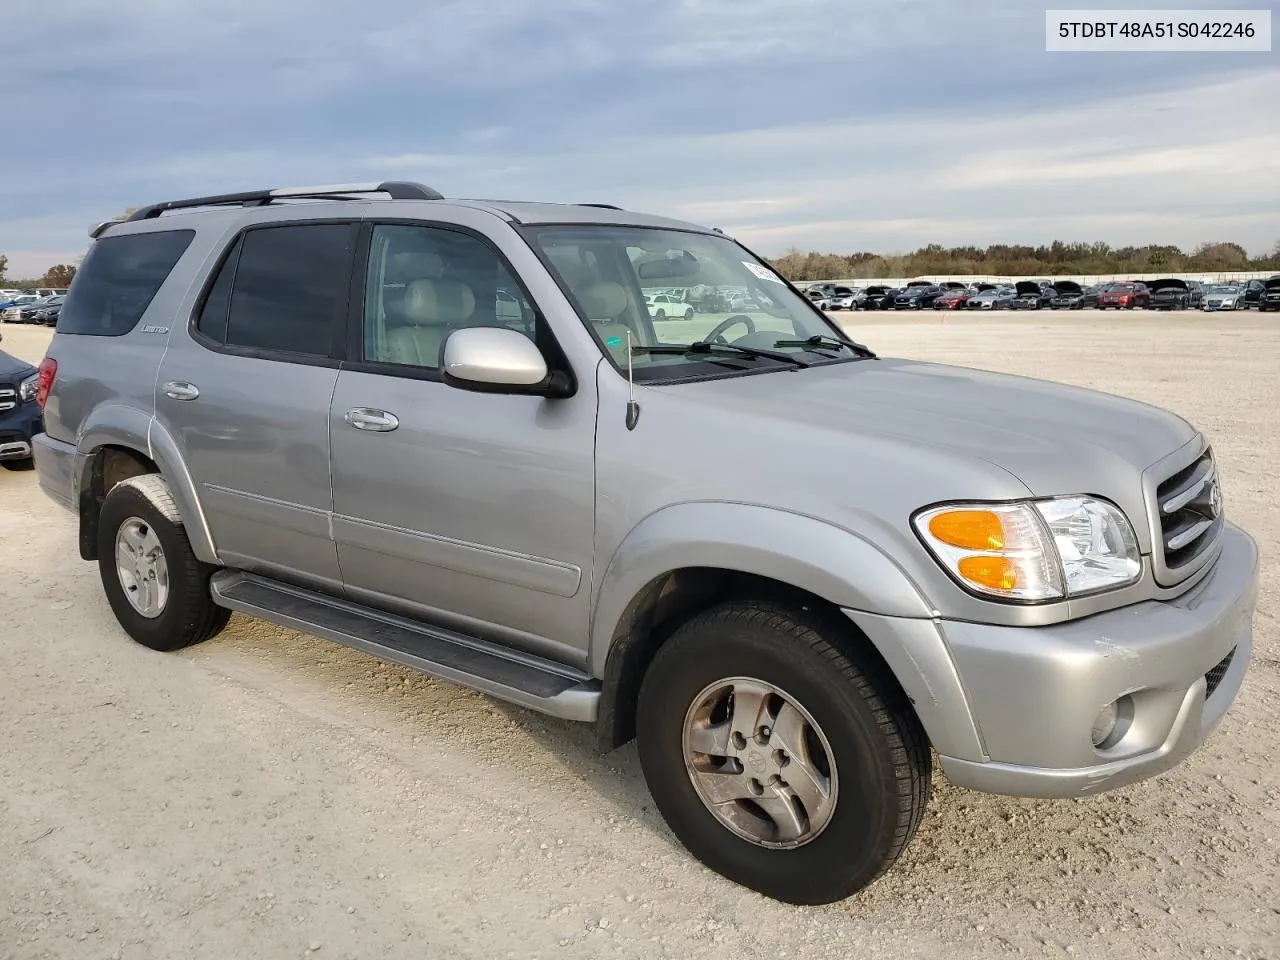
[957, 555, 1021, 591]
[928, 510, 1005, 550]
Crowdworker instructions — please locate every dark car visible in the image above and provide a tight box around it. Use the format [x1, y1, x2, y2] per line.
[854, 285, 895, 310]
[31, 295, 67, 326]
[1048, 280, 1084, 309]
[1012, 281, 1055, 310]
[1096, 282, 1150, 309]
[1147, 279, 1202, 311]
[1257, 276, 1280, 313]
[0, 348, 42, 471]
[1240, 278, 1266, 309]
[933, 288, 971, 310]
[892, 283, 943, 309]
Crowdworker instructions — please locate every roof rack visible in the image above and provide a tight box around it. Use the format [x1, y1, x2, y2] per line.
[94, 182, 444, 236]
[578, 203, 623, 210]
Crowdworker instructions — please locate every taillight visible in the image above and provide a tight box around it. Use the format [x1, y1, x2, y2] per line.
[36, 358, 57, 410]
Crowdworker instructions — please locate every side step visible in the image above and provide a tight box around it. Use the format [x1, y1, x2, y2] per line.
[209, 571, 600, 722]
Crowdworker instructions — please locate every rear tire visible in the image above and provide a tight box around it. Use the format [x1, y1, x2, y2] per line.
[97, 474, 231, 652]
[2, 459, 35, 472]
[636, 601, 931, 905]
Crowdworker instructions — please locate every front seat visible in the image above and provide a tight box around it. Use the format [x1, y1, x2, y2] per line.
[385, 278, 476, 367]
[576, 280, 637, 364]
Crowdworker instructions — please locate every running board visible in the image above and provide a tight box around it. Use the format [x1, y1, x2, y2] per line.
[209, 571, 600, 722]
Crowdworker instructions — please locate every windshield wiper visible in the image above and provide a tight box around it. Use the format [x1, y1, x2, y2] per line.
[633, 341, 811, 368]
[772, 334, 877, 358]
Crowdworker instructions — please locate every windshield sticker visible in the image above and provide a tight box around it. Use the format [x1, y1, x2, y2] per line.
[742, 261, 785, 284]
[605, 335, 625, 348]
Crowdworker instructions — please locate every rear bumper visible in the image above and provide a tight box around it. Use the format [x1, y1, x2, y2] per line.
[31, 432, 78, 511]
[849, 523, 1258, 799]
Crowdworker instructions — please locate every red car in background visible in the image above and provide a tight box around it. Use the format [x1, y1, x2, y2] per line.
[1096, 281, 1150, 309]
[933, 288, 971, 309]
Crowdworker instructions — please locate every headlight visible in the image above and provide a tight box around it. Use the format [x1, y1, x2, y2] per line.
[19, 374, 38, 403]
[914, 497, 1141, 602]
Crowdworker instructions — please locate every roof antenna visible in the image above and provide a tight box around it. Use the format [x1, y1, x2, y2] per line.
[625, 331, 641, 431]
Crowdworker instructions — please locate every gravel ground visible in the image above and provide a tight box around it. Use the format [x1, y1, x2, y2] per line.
[1, 313, 1277, 960]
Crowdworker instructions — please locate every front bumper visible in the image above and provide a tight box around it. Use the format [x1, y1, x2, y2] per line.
[0, 405, 42, 461]
[849, 523, 1258, 799]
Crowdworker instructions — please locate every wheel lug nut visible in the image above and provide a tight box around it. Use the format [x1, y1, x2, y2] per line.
[773, 749, 789, 767]
[730, 732, 747, 751]
[748, 778, 763, 796]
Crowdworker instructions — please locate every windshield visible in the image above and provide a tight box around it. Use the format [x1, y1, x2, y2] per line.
[525, 225, 857, 381]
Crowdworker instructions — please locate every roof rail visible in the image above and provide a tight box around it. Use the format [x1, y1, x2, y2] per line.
[579, 203, 623, 210]
[120, 181, 444, 225]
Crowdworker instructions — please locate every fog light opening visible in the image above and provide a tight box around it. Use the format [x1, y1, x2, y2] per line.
[1091, 695, 1134, 750]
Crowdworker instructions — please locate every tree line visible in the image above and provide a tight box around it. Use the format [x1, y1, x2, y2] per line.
[0, 255, 77, 289]
[764, 240, 1280, 281]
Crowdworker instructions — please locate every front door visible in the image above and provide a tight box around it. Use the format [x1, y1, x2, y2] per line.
[328, 222, 597, 664]
[155, 219, 358, 591]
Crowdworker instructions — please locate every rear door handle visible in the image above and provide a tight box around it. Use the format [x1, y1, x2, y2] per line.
[163, 381, 200, 401]
[344, 407, 400, 432]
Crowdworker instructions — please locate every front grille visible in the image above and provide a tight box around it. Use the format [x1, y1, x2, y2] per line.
[0, 385, 15, 413]
[1151, 446, 1223, 584]
[1204, 648, 1235, 699]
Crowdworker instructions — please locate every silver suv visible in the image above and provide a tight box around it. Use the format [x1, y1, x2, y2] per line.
[32, 182, 1258, 905]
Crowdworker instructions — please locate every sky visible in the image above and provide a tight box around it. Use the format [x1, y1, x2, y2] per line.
[1, 0, 1277, 278]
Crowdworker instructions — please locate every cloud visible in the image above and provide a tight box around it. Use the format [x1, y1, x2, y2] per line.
[2, 0, 1278, 277]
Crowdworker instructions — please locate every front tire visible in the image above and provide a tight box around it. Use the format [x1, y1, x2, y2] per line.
[97, 474, 231, 652]
[636, 602, 931, 905]
[2, 459, 35, 471]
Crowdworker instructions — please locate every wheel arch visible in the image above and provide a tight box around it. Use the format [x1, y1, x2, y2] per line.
[75, 414, 218, 564]
[589, 502, 939, 752]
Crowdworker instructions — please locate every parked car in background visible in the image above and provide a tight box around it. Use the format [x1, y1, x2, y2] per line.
[1203, 284, 1246, 311]
[1048, 281, 1083, 309]
[893, 283, 943, 309]
[854, 285, 896, 310]
[31, 295, 67, 326]
[645, 293, 695, 320]
[966, 286, 1017, 310]
[1013, 281, 1055, 310]
[825, 286, 858, 310]
[933, 288, 971, 310]
[1239, 279, 1266, 309]
[1, 294, 43, 320]
[0, 347, 41, 470]
[1147, 279, 1203, 311]
[17, 297, 57, 324]
[1096, 282, 1150, 310]
[1257, 276, 1280, 313]
[35, 287, 69, 299]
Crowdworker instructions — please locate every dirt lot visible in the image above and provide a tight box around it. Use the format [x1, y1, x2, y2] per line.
[1, 313, 1277, 960]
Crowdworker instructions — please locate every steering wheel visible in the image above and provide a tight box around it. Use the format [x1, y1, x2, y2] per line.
[706, 314, 756, 344]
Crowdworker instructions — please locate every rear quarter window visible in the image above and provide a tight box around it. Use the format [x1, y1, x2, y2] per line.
[56, 230, 195, 336]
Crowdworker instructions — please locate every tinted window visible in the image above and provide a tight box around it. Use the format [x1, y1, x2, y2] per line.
[57, 230, 194, 336]
[361, 224, 537, 370]
[211, 223, 355, 355]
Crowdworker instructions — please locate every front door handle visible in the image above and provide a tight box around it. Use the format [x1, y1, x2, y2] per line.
[163, 381, 200, 401]
[344, 407, 400, 432]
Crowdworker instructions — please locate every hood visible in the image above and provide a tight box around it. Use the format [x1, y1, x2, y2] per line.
[656, 358, 1195, 550]
[1264, 277, 1280, 290]
[0, 349, 38, 381]
[1014, 281, 1042, 295]
[1150, 278, 1188, 293]
[1052, 280, 1082, 295]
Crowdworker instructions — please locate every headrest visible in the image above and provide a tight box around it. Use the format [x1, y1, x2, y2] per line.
[576, 281, 629, 320]
[389, 250, 444, 281]
[402, 278, 476, 326]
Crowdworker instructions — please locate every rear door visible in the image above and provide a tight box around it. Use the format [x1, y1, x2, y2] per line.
[154, 219, 358, 592]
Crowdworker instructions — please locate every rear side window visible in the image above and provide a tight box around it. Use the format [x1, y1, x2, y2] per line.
[196, 222, 356, 357]
[56, 230, 194, 336]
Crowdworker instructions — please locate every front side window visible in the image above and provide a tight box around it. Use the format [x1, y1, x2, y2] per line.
[57, 229, 194, 336]
[361, 224, 537, 370]
[524, 225, 853, 381]
[196, 223, 356, 356]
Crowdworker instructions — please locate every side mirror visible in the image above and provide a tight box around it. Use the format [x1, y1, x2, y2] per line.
[441, 327, 572, 398]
